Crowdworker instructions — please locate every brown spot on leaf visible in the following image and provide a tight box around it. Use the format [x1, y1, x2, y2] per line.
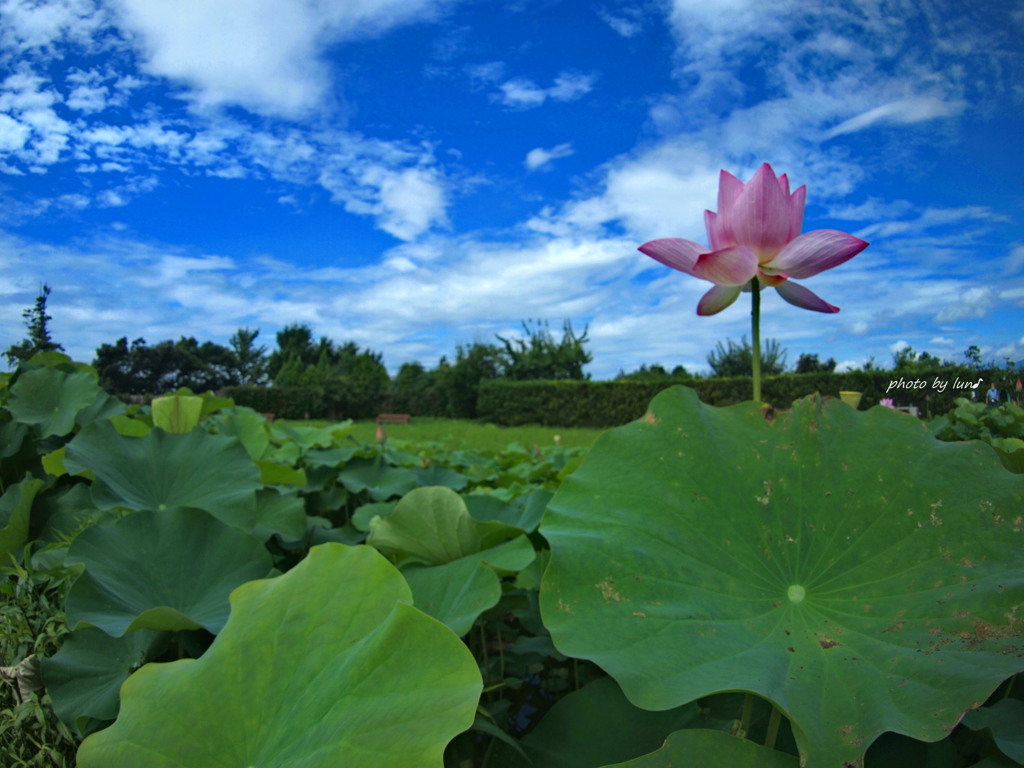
[632, 611, 647, 618]
[595, 578, 624, 602]
[819, 637, 841, 649]
[643, 411, 659, 425]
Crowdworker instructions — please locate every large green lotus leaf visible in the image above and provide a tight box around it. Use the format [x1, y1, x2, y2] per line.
[352, 500, 397, 532]
[109, 413, 151, 436]
[403, 535, 536, 635]
[487, 675, 716, 768]
[41, 627, 168, 734]
[151, 394, 202, 434]
[75, 543, 482, 768]
[270, 420, 355, 451]
[255, 458, 308, 486]
[990, 436, 1024, 474]
[467, 488, 552, 533]
[64, 420, 261, 528]
[74, 391, 126, 429]
[339, 456, 419, 501]
[6, 366, 101, 437]
[368, 486, 522, 565]
[0, 477, 43, 561]
[414, 463, 471, 491]
[29, 483, 114, 546]
[540, 387, 1024, 768]
[208, 407, 270, 460]
[600, 729, 799, 768]
[250, 488, 307, 543]
[65, 507, 273, 635]
[303, 443, 361, 467]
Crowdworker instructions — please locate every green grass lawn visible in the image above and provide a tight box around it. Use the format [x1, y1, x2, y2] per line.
[298, 416, 605, 453]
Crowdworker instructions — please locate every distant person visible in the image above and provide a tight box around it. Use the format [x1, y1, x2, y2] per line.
[986, 383, 1000, 406]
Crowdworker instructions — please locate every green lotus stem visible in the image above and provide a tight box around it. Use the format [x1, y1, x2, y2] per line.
[740, 692, 754, 739]
[765, 705, 781, 750]
[479, 622, 489, 685]
[751, 278, 762, 403]
[496, 623, 504, 681]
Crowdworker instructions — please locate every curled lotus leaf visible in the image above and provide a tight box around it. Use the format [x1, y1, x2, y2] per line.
[64, 507, 273, 636]
[402, 535, 536, 635]
[6, 367, 103, 437]
[540, 387, 1024, 768]
[76, 543, 482, 768]
[368, 485, 522, 566]
[151, 394, 202, 434]
[0, 477, 43, 561]
[41, 628, 168, 735]
[63, 420, 262, 529]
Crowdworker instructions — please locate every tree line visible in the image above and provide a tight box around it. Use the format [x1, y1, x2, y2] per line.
[4, 285, 1019, 418]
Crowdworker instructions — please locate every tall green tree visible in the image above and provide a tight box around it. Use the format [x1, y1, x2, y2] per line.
[892, 346, 943, 371]
[793, 353, 836, 373]
[963, 345, 983, 370]
[93, 336, 238, 394]
[229, 327, 269, 385]
[496, 320, 592, 380]
[268, 324, 318, 380]
[707, 336, 788, 377]
[5, 283, 64, 366]
[448, 342, 504, 418]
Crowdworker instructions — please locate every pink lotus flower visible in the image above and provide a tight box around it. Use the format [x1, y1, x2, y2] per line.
[880, 397, 895, 408]
[639, 163, 869, 315]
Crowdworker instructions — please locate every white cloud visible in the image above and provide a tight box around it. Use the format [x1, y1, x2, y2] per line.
[0, 69, 72, 167]
[824, 97, 966, 139]
[494, 72, 595, 110]
[108, 0, 458, 117]
[373, 166, 449, 242]
[935, 286, 997, 322]
[526, 140, 721, 241]
[0, 113, 30, 153]
[0, 0, 109, 53]
[1002, 244, 1024, 276]
[319, 154, 449, 242]
[597, 8, 643, 37]
[524, 142, 574, 171]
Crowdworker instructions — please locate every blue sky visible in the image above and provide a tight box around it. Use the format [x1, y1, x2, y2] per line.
[1, 0, 1022, 379]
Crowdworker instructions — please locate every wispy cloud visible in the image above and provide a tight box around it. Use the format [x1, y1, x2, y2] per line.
[524, 142, 574, 171]
[597, 7, 644, 38]
[492, 72, 595, 110]
[824, 97, 966, 139]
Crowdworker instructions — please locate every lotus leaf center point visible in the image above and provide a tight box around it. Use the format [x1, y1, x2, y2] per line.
[787, 585, 806, 604]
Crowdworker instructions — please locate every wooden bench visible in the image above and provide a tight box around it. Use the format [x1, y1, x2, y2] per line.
[376, 413, 411, 425]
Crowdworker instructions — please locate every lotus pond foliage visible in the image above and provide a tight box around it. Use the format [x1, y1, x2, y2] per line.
[1, 351, 1023, 768]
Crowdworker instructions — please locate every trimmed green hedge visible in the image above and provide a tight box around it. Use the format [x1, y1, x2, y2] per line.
[478, 368, 999, 428]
